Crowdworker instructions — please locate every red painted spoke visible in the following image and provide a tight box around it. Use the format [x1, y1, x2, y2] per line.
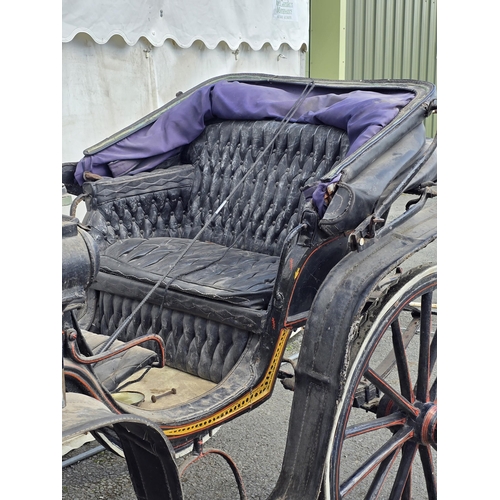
[402, 472, 412, 500]
[345, 412, 407, 439]
[429, 329, 437, 375]
[391, 318, 415, 402]
[339, 426, 414, 497]
[429, 378, 437, 403]
[419, 445, 437, 500]
[416, 292, 433, 402]
[363, 450, 400, 500]
[389, 441, 418, 499]
[364, 368, 419, 417]
[371, 317, 418, 381]
[334, 272, 437, 500]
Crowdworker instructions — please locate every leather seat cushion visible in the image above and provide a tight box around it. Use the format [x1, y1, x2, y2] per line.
[99, 237, 280, 309]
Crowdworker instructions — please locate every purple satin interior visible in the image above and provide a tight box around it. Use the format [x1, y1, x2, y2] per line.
[74, 80, 413, 214]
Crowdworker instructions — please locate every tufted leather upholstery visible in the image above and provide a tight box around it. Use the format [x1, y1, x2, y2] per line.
[83, 164, 196, 247]
[182, 120, 349, 255]
[101, 237, 280, 309]
[85, 120, 349, 255]
[95, 292, 250, 383]
[86, 120, 349, 383]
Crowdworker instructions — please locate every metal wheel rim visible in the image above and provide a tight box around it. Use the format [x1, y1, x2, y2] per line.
[324, 265, 437, 500]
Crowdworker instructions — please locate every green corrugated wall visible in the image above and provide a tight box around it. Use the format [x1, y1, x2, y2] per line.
[309, 0, 437, 136]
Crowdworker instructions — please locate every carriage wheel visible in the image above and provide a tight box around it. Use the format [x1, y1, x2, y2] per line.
[324, 264, 437, 500]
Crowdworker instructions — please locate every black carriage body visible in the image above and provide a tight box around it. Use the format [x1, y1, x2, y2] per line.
[62, 74, 436, 458]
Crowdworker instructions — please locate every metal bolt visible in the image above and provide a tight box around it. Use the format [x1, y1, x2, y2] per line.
[151, 388, 177, 403]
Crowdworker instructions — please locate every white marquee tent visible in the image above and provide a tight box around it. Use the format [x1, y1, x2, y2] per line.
[62, 0, 309, 163]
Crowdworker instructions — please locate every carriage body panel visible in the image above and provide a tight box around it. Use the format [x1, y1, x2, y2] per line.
[62, 74, 437, 499]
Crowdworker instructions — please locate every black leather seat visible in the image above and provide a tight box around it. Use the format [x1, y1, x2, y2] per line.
[85, 120, 349, 383]
[100, 237, 280, 309]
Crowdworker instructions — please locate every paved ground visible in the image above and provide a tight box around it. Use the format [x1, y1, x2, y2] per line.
[63, 195, 437, 499]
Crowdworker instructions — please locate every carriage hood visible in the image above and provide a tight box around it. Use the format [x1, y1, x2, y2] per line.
[74, 75, 435, 218]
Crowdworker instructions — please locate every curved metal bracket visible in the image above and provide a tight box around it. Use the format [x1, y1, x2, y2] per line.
[65, 328, 166, 368]
[179, 440, 248, 500]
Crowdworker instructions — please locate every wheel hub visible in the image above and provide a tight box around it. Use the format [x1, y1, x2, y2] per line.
[377, 396, 437, 448]
[414, 401, 437, 448]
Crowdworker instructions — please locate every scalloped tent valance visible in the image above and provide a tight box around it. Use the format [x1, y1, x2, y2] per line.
[62, 0, 309, 51]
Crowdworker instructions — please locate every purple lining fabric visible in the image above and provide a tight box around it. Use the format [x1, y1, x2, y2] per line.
[74, 80, 413, 214]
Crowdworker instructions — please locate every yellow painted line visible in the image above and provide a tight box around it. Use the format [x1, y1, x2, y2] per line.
[163, 328, 291, 437]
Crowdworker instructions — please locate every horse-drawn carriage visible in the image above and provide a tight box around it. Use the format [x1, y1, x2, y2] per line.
[62, 74, 437, 499]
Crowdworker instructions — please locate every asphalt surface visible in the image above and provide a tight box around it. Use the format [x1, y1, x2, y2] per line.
[62, 195, 437, 499]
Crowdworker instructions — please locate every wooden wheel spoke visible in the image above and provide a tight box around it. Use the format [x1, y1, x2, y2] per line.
[389, 441, 418, 499]
[364, 368, 418, 417]
[391, 318, 415, 402]
[401, 467, 413, 500]
[345, 412, 407, 439]
[419, 445, 437, 500]
[363, 450, 400, 500]
[339, 426, 414, 497]
[372, 317, 418, 382]
[330, 267, 437, 500]
[416, 292, 433, 401]
[429, 329, 437, 374]
[429, 378, 437, 403]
